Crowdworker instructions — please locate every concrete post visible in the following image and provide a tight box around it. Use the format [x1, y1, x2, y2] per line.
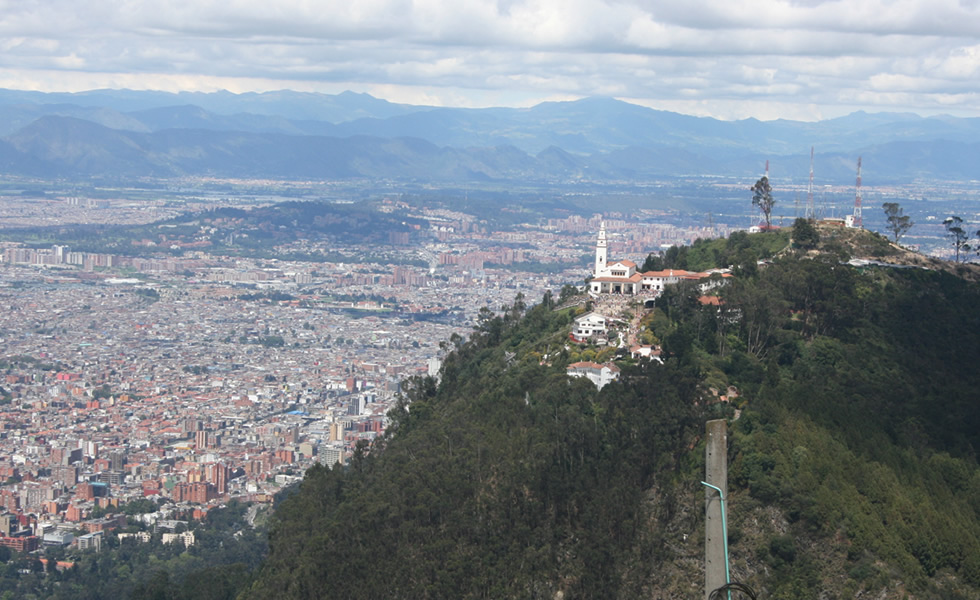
[705, 419, 728, 600]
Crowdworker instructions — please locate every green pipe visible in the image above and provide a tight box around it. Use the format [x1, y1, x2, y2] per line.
[701, 481, 731, 600]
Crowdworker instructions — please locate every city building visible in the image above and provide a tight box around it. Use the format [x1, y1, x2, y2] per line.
[75, 531, 103, 552]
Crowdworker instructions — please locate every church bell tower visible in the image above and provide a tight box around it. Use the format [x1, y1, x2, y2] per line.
[594, 222, 607, 277]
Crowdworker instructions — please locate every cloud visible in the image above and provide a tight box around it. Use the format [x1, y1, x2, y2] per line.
[1, 0, 980, 119]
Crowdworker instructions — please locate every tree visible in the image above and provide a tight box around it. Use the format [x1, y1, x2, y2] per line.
[944, 216, 971, 263]
[644, 245, 688, 271]
[791, 217, 819, 249]
[640, 253, 665, 272]
[882, 203, 913, 244]
[751, 176, 775, 229]
[558, 284, 579, 304]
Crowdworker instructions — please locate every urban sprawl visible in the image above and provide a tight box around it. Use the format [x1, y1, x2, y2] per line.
[0, 192, 732, 554]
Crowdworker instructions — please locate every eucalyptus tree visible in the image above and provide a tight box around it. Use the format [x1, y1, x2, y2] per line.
[882, 202, 913, 244]
[944, 216, 971, 262]
[751, 176, 775, 230]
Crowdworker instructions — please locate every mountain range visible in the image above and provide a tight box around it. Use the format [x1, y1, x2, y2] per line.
[1, 88, 979, 184]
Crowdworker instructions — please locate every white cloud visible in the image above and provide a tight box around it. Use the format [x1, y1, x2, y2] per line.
[1, 0, 980, 119]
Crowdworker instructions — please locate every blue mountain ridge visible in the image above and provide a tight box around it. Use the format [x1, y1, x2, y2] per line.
[1, 90, 978, 183]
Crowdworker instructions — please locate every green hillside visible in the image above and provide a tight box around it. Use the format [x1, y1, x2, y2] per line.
[246, 231, 980, 600]
[246, 296, 707, 599]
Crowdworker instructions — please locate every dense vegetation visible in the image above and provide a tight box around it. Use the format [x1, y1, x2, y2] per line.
[246, 229, 980, 599]
[641, 228, 791, 273]
[654, 236, 980, 598]
[246, 295, 710, 599]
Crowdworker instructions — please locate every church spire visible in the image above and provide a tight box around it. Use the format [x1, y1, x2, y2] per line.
[594, 221, 607, 277]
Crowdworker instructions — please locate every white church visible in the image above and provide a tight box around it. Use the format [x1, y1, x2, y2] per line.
[588, 222, 731, 297]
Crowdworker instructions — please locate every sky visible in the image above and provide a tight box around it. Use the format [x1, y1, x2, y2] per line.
[2, 0, 980, 121]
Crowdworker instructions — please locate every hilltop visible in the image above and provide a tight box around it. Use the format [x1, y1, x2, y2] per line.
[668, 221, 980, 283]
[244, 232, 980, 600]
[806, 223, 980, 282]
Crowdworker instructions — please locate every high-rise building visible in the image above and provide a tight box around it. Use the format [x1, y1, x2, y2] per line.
[206, 463, 230, 495]
[51, 465, 79, 486]
[329, 422, 344, 442]
[319, 447, 344, 468]
[109, 451, 126, 472]
[0, 514, 16, 537]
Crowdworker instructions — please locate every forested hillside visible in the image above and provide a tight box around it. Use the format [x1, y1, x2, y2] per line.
[246, 295, 707, 599]
[247, 230, 980, 600]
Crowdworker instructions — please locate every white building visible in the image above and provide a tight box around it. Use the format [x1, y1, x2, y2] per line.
[162, 531, 195, 547]
[566, 361, 621, 390]
[319, 446, 345, 467]
[42, 529, 74, 548]
[75, 531, 103, 552]
[571, 312, 608, 341]
[588, 222, 732, 297]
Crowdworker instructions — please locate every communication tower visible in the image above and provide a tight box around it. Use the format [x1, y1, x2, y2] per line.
[849, 157, 863, 228]
[805, 147, 815, 220]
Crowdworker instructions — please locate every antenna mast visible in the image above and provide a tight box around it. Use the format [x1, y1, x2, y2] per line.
[806, 147, 815, 220]
[853, 156, 863, 228]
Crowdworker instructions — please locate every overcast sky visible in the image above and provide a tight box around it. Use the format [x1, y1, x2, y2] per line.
[2, 0, 979, 121]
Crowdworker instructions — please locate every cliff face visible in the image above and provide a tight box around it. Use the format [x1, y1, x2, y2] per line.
[247, 243, 980, 600]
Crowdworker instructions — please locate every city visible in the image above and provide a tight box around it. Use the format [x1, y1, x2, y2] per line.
[0, 183, 726, 554]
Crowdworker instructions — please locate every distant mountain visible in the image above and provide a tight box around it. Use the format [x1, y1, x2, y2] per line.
[0, 102, 151, 136]
[126, 105, 334, 137]
[0, 88, 419, 123]
[4, 115, 559, 180]
[1, 89, 979, 183]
